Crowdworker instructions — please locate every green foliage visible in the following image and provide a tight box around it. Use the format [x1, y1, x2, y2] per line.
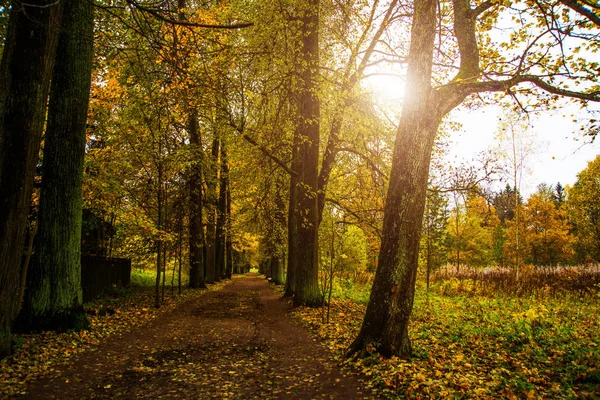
[492, 184, 521, 224]
[566, 155, 600, 263]
[419, 188, 448, 277]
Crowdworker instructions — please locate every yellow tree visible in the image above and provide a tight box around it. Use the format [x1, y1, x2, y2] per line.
[566, 155, 600, 262]
[447, 196, 499, 270]
[505, 193, 575, 266]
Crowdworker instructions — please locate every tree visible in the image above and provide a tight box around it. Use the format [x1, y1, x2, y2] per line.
[493, 184, 521, 224]
[349, 0, 600, 358]
[15, 0, 95, 333]
[495, 113, 538, 279]
[566, 155, 600, 262]
[215, 140, 229, 280]
[523, 193, 575, 266]
[553, 182, 566, 208]
[420, 188, 448, 291]
[288, 0, 322, 307]
[205, 136, 220, 283]
[447, 196, 498, 270]
[0, 0, 63, 357]
[188, 111, 206, 289]
[491, 184, 522, 267]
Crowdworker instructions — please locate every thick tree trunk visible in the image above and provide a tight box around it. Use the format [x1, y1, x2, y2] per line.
[271, 256, 285, 285]
[215, 143, 228, 280]
[205, 137, 220, 283]
[188, 110, 206, 289]
[16, 0, 94, 333]
[348, 0, 439, 358]
[0, 1, 62, 356]
[291, 0, 322, 307]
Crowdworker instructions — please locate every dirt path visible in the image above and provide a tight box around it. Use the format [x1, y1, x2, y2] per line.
[22, 274, 372, 399]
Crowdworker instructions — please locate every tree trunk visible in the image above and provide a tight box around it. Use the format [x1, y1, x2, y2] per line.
[272, 182, 286, 285]
[348, 0, 439, 358]
[225, 178, 233, 279]
[188, 110, 206, 288]
[284, 135, 299, 297]
[15, 0, 94, 333]
[155, 159, 163, 308]
[205, 136, 219, 283]
[215, 142, 228, 280]
[0, 1, 62, 356]
[272, 256, 284, 285]
[291, 0, 322, 307]
[178, 212, 183, 295]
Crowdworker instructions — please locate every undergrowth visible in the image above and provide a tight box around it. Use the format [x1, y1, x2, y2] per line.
[294, 278, 600, 398]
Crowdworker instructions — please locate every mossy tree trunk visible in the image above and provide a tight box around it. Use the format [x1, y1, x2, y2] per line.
[16, 0, 94, 333]
[0, 0, 63, 356]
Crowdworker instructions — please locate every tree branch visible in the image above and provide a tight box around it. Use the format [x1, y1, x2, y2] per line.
[471, 0, 497, 17]
[463, 75, 600, 101]
[126, 0, 254, 29]
[240, 132, 298, 177]
[559, 0, 600, 27]
[336, 147, 389, 180]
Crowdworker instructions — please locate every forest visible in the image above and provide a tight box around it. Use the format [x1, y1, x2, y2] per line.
[1, 0, 600, 398]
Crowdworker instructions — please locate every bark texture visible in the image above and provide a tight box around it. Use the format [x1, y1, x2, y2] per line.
[348, 0, 439, 358]
[188, 110, 206, 288]
[16, 0, 94, 333]
[290, 0, 322, 307]
[0, 0, 63, 356]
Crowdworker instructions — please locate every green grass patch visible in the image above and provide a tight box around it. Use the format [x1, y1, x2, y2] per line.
[330, 278, 371, 304]
[130, 269, 157, 287]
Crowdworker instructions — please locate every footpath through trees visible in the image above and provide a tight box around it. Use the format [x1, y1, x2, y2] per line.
[21, 274, 371, 399]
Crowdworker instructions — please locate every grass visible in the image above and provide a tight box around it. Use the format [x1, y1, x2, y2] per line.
[329, 277, 371, 304]
[294, 276, 600, 398]
[130, 269, 159, 287]
[130, 268, 189, 288]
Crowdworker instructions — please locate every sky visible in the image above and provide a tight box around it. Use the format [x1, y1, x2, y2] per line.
[446, 104, 600, 198]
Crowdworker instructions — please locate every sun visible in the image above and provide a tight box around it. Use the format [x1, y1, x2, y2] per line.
[363, 72, 406, 105]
